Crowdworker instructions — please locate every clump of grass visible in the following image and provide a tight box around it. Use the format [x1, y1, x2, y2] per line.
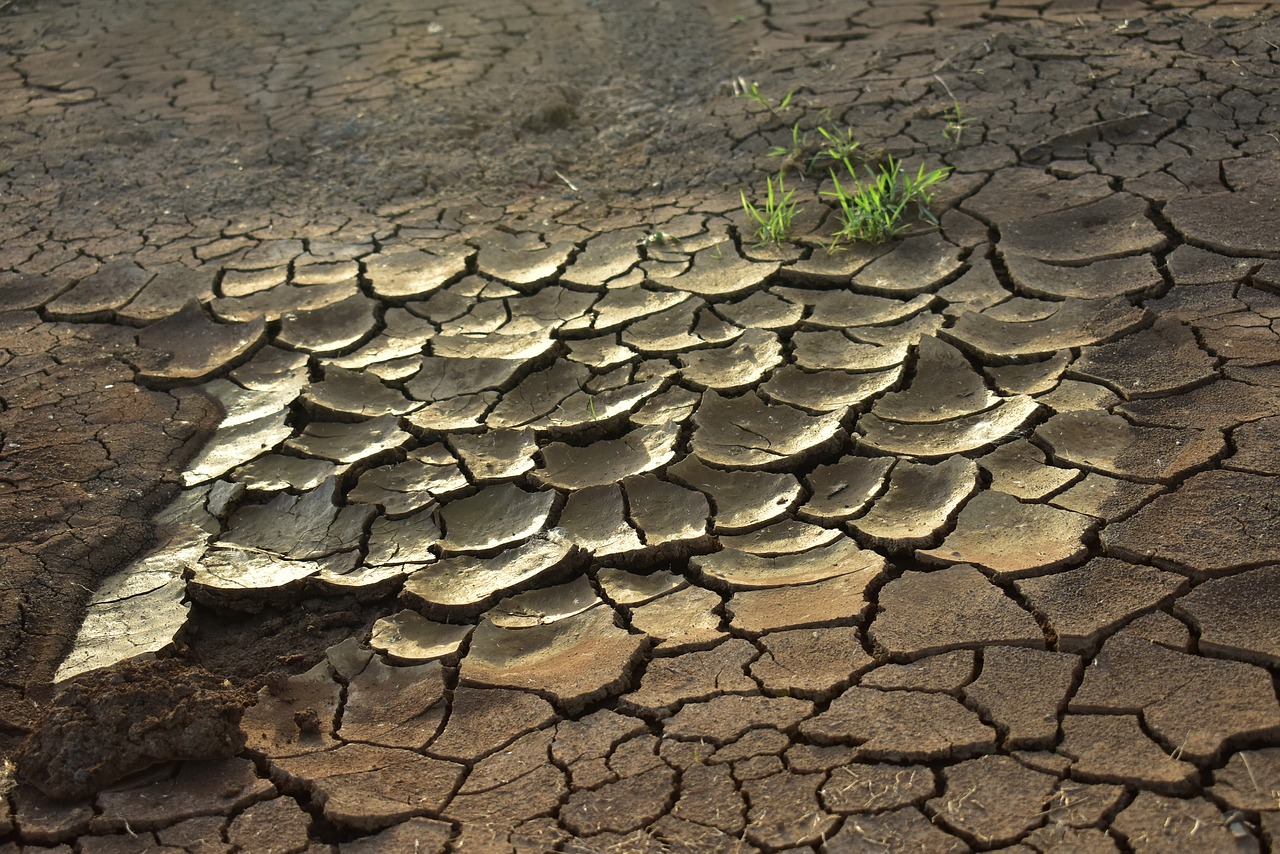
[740, 173, 802, 245]
[823, 157, 950, 246]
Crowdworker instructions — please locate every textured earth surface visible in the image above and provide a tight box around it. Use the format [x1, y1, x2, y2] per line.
[4, 0, 1280, 850]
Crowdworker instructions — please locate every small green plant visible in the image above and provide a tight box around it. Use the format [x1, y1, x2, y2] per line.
[814, 125, 862, 167]
[767, 122, 810, 167]
[823, 157, 950, 246]
[934, 75, 974, 148]
[738, 80, 795, 118]
[740, 173, 802, 245]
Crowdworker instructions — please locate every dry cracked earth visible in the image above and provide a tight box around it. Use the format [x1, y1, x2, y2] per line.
[3, 0, 1280, 851]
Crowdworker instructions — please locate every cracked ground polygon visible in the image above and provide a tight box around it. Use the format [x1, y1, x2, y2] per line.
[5, 1, 1280, 851]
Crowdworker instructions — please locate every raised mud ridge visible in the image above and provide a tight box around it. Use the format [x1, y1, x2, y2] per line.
[3, 0, 1280, 851]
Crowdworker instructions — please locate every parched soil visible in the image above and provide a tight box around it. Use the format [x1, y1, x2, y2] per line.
[3, 0, 1280, 851]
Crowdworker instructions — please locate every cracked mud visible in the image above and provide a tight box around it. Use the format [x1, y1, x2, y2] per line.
[3, 0, 1280, 851]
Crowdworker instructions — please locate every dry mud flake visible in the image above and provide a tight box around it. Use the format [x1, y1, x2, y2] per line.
[667, 456, 800, 532]
[869, 565, 1044, 657]
[1165, 188, 1280, 257]
[459, 604, 646, 714]
[270, 742, 463, 832]
[1035, 410, 1223, 484]
[663, 694, 814, 745]
[800, 687, 996, 762]
[1212, 747, 1280, 813]
[870, 335, 998, 423]
[533, 423, 678, 490]
[962, 646, 1080, 749]
[403, 533, 578, 616]
[999, 193, 1168, 263]
[1177, 566, 1280, 668]
[690, 391, 845, 469]
[852, 456, 978, 549]
[1001, 251, 1162, 300]
[927, 755, 1058, 848]
[1070, 635, 1280, 765]
[16, 659, 250, 801]
[943, 296, 1148, 357]
[134, 299, 265, 383]
[1103, 470, 1280, 573]
[856, 395, 1041, 458]
[1112, 791, 1259, 854]
[437, 483, 556, 553]
[369, 610, 472, 664]
[1058, 714, 1198, 794]
[824, 807, 969, 853]
[1071, 317, 1217, 400]
[859, 650, 975, 694]
[621, 638, 758, 717]
[917, 491, 1095, 577]
[93, 757, 274, 834]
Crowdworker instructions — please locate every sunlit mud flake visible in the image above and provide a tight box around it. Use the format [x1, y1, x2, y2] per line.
[597, 568, 687, 606]
[871, 566, 1044, 656]
[792, 330, 909, 371]
[621, 639, 756, 716]
[230, 345, 310, 390]
[872, 336, 999, 424]
[1058, 715, 1197, 794]
[800, 687, 996, 761]
[270, 743, 463, 832]
[44, 260, 153, 321]
[1072, 635, 1280, 765]
[405, 392, 499, 432]
[365, 247, 472, 299]
[349, 446, 467, 516]
[460, 603, 646, 714]
[588, 288, 690, 332]
[1037, 378, 1121, 413]
[659, 243, 778, 298]
[301, 366, 418, 419]
[919, 491, 1093, 576]
[1002, 252, 1162, 300]
[1035, 410, 1223, 484]
[327, 309, 435, 372]
[556, 484, 644, 558]
[678, 328, 782, 391]
[845, 233, 963, 297]
[1175, 567, 1280, 668]
[853, 456, 978, 549]
[857, 395, 1040, 458]
[629, 386, 700, 427]
[1119, 378, 1280, 432]
[849, 313, 946, 352]
[442, 431, 535, 484]
[774, 288, 933, 329]
[221, 267, 287, 298]
[219, 478, 372, 561]
[621, 474, 710, 549]
[117, 266, 218, 324]
[438, 483, 555, 553]
[715, 289, 804, 329]
[475, 231, 575, 286]
[621, 297, 743, 354]
[404, 532, 578, 617]
[54, 536, 202, 682]
[134, 300, 265, 383]
[429, 331, 555, 363]
[801, 456, 894, 523]
[560, 230, 642, 287]
[627, 584, 728, 653]
[294, 259, 358, 285]
[961, 646, 1080, 749]
[944, 296, 1149, 357]
[231, 454, 339, 493]
[761, 365, 901, 412]
[727, 570, 884, 634]
[720, 520, 842, 556]
[339, 657, 448, 750]
[984, 350, 1071, 396]
[1015, 558, 1187, 654]
[370, 610, 472, 664]
[484, 359, 591, 430]
[927, 756, 1058, 848]
[211, 281, 357, 324]
[1165, 189, 1280, 256]
[694, 535, 884, 590]
[366, 507, 440, 567]
[938, 260, 1012, 317]
[241, 659, 342, 758]
[276, 292, 378, 353]
[403, 350, 521, 404]
[690, 392, 844, 469]
[536, 361, 672, 432]
[978, 440, 1079, 500]
[535, 424, 678, 490]
[204, 376, 307, 426]
[668, 456, 801, 532]
[486, 576, 601, 629]
[1000, 194, 1168, 263]
[565, 336, 635, 370]
[182, 409, 292, 486]
[285, 415, 411, 464]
